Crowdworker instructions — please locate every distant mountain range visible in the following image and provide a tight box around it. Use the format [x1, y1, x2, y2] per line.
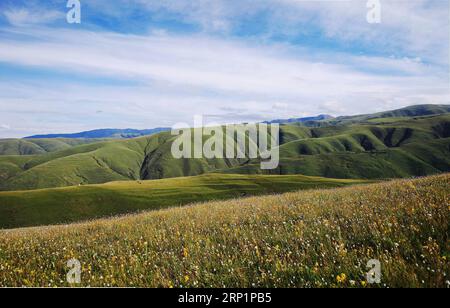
[1, 104, 449, 192]
[267, 104, 450, 127]
[25, 116, 336, 139]
[264, 114, 333, 124]
[26, 128, 171, 139]
[24, 104, 450, 140]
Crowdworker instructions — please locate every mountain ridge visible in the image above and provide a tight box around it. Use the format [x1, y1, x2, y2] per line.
[264, 114, 333, 124]
[0, 104, 449, 191]
[25, 127, 171, 140]
[1, 113, 449, 191]
[22, 104, 450, 140]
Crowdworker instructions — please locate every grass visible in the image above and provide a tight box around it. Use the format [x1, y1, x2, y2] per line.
[0, 113, 449, 191]
[222, 115, 450, 179]
[0, 174, 447, 287]
[0, 173, 369, 229]
[325, 104, 450, 126]
[0, 138, 104, 155]
[0, 155, 33, 182]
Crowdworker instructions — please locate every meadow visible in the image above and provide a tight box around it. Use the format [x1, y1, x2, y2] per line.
[0, 173, 367, 229]
[0, 174, 447, 287]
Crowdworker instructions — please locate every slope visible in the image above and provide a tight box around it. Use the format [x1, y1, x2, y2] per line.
[0, 173, 369, 229]
[0, 174, 447, 287]
[0, 112, 449, 191]
[0, 138, 105, 155]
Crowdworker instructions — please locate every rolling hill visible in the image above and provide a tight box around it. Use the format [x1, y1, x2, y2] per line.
[0, 173, 369, 229]
[277, 104, 450, 127]
[0, 111, 449, 191]
[0, 174, 447, 287]
[0, 138, 104, 155]
[324, 104, 450, 126]
[222, 114, 450, 178]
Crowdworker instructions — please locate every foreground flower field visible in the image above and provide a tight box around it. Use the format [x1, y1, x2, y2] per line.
[0, 174, 448, 287]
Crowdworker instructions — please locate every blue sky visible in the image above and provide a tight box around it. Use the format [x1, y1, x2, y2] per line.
[0, 0, 449, 137]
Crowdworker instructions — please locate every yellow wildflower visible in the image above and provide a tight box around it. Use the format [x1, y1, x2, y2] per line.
[336, 273, 347, 284]
[183, 247, 189, 258]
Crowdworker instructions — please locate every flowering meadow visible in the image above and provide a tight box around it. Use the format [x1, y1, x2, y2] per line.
[0, 174, 448, 287]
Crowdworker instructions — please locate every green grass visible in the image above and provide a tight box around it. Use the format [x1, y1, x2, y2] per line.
[0, 138, 104, 155]
[0, 174, 447, 287]
[0, 173, 369, 229]
[0, 136, 165, 190]
[0, 155, 33, 182]
[223, 139, 450, 179]
[324, 104, 450, 126]
[223, 115, 450, 179]
[0, 113, 449, 191]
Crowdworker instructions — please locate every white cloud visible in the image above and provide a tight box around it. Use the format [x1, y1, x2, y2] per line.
[2, 8, 63, 27]
[0, 0, 448, 137]
[0, 25, 448, 138]
[0, 124, 11, 130]
[124, 0, 448, 66]
[0, 27, 446, 96]
[284, 0, 449, 64]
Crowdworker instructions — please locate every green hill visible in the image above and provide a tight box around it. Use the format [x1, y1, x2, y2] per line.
[0, 173, 368, 229]
[0, 105, 449, 191]
[265, 104, 450, 127]
[223, 115, 450, 179]
[0, 174, 447, 287]
[99, 113, 450, 180]
[0, 114, 449, 191]
[0, 138, 104, 155]
[325, 104, 450, 126]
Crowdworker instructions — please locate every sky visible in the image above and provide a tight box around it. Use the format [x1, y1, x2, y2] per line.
[0, 0, 449, 138]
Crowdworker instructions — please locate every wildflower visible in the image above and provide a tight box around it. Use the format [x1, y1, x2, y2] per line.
[183, 247, 189, 258]
[184, 275, 190, 283]
[313, 262, 319, 273]
[336, 273, 347, 284]
[361, 281, 367, 287]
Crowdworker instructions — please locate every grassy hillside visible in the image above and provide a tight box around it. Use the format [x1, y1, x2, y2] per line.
[224, 115, 450, 179]
[0, 112, 449, 191]
[0, 127, 253, 191]
[0, 155, 33, 182]
[0, 174, 447, 287]
[0, 135, 166, 190]
[268, 104, 450, 127]
[143, 113, 450, 179]
[0, 138, 104, 155]
[325, 104, 450, 126]
[0, 173, 368, 229]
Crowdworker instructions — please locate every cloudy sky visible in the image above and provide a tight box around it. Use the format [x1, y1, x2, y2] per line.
[0, 0, 449, 138]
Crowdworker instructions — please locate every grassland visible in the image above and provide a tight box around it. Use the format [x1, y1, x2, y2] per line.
[0, 138, 104, 155]
[324, 104, 450, 126]
[1, 113, 449, 191]
[0, 174, 447, 287]
[0, 173, 368, 229]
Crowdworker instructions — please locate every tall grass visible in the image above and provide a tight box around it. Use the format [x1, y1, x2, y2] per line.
[0, 174, 448, 287]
